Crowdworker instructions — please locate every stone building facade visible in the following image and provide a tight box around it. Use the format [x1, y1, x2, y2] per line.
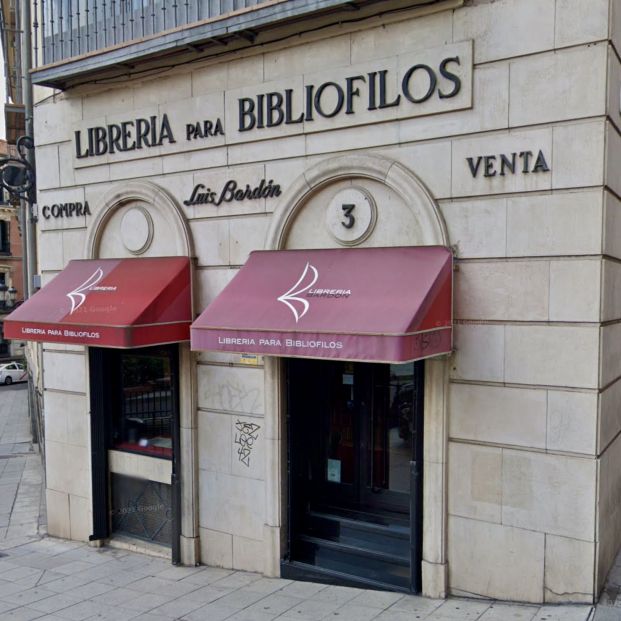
[8, 0, 621, 605]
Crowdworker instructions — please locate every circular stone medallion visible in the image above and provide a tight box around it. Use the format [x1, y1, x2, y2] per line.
[120, 206, 154, 255]
[325, 187, 377, 246]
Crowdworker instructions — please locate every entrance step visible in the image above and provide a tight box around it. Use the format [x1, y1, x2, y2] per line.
[291, 510, 412, 590]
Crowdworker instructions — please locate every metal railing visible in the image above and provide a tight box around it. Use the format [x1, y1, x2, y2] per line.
[34, 0, 267, 66]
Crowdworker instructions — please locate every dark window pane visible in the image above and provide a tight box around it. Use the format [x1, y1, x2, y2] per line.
[112, 348, 173, 458]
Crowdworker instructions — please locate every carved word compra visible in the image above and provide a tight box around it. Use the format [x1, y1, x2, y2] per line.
[234, 420, 261, 467]
[467, 150, 550, 178]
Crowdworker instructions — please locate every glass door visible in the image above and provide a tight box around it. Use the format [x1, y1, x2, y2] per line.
[286, 358, 424, 592]
[89, 345, 181, 561]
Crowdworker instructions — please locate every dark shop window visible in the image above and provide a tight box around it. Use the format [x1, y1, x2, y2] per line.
[112, 347, 174, 458]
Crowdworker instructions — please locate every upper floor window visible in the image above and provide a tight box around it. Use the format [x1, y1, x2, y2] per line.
[0, 222, 9, 255]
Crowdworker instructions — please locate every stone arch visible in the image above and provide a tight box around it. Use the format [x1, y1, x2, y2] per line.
[84, 179, 199, 567]
[263, 153, 450, 598]
[266, 152, 449, 250]
[85, 180, 193, 259]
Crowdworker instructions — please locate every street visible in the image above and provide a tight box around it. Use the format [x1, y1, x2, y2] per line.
[0, 383, 606, 620]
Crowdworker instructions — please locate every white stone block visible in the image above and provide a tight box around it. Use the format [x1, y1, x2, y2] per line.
[199, 471, 265, 540]
[109, 156, 163, 181]
[46, 489, 71, 539]
[599, 379, 621, 453]
[43, 391, 89, 448]
[132, 71, 192, 108]
[510, 44, 607, 127]
[554, 120, 606, 190]
[448, 442, 501, 523]
[43, 351, 86, 393]
[453, 0, 554, 64]
[440, 198, 507, 259]
[451, 324, 505, 383]
[505, 325, 599, 388]
[189, 219, 230, 267]
[35, 96, 82, 146]
[380, 141, 452, 200]
[82, 86, 134, 120]
[229, 215, 270, 265]
[69, 494, 92, 542]
[544, 535, 595, 603]
[62, 229, 88, 265]
[162, 145, 228, 175]
[74, 164, 111, 186]
[192, 55, 264, 96]
[604, 190, 621, 260]
[601, 323, 621, 387]
[547, 390, 598, 455]
[228, 135, 306, 167]
[555, 0, 609, 48]
[58, 142, 77, 188]
[501, 450, 596, 540]
[549, 259, 601, 322]
[36, 145, 60, 190]
[350, 11, 452, 63]
[449, 383, 546, 449]
[597, 433, 621, 590]
[607, 123, 621, 200]
[38, 231, 65, 272]
[507, 190, 603, 257]
[199, 527, 233, 569]
[232, 536, 264, 573]
[451, 128, 552, 198]
[198, 410, 232, 474]
[195, 267, 237, 312]
[264, 33, 351, 81]
[448, 515, 545, 603]
[607, 46, 621, 129]
[306, 122, 401, 158]
[45, 440, 91, 499]
[454, 260, 549, 321]
[197, 364, 264, 416]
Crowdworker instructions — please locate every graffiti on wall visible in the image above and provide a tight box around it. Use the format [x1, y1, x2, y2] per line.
[234, 420, 261, 467]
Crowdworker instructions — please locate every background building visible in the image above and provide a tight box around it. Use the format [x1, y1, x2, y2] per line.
[4, 0, 621, 606]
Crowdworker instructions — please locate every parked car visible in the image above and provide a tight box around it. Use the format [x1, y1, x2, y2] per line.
[0, 362, 27, 385]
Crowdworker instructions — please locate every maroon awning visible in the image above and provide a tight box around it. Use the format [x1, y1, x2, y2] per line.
[4, 257, 191, 348]
[191, 246, 452, 363]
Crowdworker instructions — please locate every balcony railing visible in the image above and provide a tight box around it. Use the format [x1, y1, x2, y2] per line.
[35, 0, 267, 66]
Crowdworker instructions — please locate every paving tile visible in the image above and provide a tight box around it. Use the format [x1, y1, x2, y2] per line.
[3, 586, 59, 606]
[388, 595, 443, 616]
[280, 598, 343, 620]
[0, 606, 47, 621]
[348, 590, 404, 610]
[244, 592, 303, 616]
[27, 593, 84, 614]
[426, 599, 491, 620]
[179, 567, 234, 586]
[211, 571, 263, 589]
[478, 603, 539, 620]
[148, 595, 206, 619]
[122, 591, 179, 613]
[279, 581, 329, 599]
[323, 604, 381, 621]
[531, 605, 593, 621]
[181, 602, 238, 621]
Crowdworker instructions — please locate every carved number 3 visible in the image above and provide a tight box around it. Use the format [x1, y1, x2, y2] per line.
[341, 204, 355, 229]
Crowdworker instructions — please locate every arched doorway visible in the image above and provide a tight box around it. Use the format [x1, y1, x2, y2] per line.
[262, 154, 451, 596]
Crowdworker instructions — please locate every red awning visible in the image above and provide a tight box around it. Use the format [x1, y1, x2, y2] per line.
[4, 257, 191, 348]
[191, 246, 452, 363]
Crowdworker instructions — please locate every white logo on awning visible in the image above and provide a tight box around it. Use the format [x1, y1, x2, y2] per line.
[67, 268, 104, 314]
[277, 262, 318, 323]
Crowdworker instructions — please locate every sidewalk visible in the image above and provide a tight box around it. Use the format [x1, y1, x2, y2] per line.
[0, 383, 601, 621]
